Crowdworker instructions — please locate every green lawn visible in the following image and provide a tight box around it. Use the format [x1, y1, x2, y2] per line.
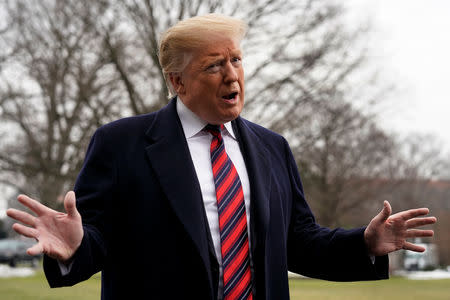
[0, 271, 100, 300]
[289, 277, 450, 300]
[0, 270, 449, 299]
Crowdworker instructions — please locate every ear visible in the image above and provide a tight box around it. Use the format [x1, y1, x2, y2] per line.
[168, 72, 185, 96]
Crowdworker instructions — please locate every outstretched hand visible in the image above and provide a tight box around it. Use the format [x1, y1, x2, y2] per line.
[6, 191, 83, 263]
[364, 200, 436, 256]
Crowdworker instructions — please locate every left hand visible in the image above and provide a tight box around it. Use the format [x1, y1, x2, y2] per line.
[364, 200, 437, 256]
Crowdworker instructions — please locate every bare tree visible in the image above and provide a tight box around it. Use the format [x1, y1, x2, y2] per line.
[301, 127, 450, 227]
[289, 97, 397, 227]
[0, 0, 126, 208]
[384, 135, 450, 266]
[436, 209, 450, 266]
[392, 134, 450, 181]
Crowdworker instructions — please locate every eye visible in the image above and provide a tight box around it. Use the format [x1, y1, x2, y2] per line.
[206, 62, 222, 73]
[231, 57, 242, 66]
[208, 65, 220, 72]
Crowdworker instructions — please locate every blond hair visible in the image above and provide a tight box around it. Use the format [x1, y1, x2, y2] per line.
[158, 14, 248, 97]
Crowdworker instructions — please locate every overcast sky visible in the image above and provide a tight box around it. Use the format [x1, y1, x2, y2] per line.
[345, 0, 450, 153]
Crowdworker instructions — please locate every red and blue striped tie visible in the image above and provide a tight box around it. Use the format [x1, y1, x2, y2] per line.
[205, 124, 253, 300]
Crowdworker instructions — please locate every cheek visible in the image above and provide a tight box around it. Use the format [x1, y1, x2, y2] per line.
[196, 78, 218, 96]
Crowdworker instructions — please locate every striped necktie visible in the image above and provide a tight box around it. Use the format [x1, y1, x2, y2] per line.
[205, 124, 253, 300]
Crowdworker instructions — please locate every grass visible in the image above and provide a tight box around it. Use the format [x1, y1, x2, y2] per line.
[0, 269, 449, 299]
[0, 270, 100, 300]
[289, 277, 450, 300]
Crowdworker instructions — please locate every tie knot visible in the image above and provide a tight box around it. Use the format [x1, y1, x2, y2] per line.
[204, 124, 224, 137]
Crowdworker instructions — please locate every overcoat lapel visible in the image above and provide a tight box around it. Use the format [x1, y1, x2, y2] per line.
[144, 99, 213, 289]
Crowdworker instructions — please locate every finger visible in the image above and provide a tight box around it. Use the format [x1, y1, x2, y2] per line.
[17, 194, 52, 216]
[395, 207, 430, 221]
[403, 241, 426, 252]
[27, 243, 43, 256]
[12, 223, 39, 239]
[64, 191, 79, 218]
[406, 229, 434, 238]
[406, 216, 437, 229]
[6, 208, 36, 226]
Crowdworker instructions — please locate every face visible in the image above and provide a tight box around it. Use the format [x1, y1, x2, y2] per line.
[170, 38, 244, 125]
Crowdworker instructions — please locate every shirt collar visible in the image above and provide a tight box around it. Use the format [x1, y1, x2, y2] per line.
[176, 97, 236, 139]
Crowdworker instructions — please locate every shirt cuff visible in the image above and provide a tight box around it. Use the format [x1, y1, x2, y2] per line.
[57, 259, 74, 276]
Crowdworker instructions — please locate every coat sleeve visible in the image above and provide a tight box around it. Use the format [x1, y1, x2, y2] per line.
[283, 139, 389, 281]
[44, 127, 115, 287]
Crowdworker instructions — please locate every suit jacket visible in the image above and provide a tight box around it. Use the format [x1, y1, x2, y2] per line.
[44, 98, 388, 299]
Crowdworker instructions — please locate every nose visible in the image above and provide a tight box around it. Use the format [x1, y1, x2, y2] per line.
[223, 61, 238, 83]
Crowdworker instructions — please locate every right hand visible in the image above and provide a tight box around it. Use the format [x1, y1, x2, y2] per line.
[6, 191, 83, 263]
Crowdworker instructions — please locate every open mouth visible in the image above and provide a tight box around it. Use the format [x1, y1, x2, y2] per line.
[222, 92, 238, 100]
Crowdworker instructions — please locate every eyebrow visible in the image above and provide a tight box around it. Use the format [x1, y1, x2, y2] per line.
[199, 50, 243, 68]
[206, 52, 223, 57]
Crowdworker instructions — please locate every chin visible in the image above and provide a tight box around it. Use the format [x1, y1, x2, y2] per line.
[209, 105, 243, 124]
[221, 113, 240, 123]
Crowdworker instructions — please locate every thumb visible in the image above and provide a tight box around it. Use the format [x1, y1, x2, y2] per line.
[27, 242, 44, 256]
[64, 191, 79, 218]
[375, 200, 392, 223]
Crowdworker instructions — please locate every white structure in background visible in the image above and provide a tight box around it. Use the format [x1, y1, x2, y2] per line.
[0, 265, 35, 278]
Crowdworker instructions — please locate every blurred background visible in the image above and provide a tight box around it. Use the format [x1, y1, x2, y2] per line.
[0, 0, 448, 282]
